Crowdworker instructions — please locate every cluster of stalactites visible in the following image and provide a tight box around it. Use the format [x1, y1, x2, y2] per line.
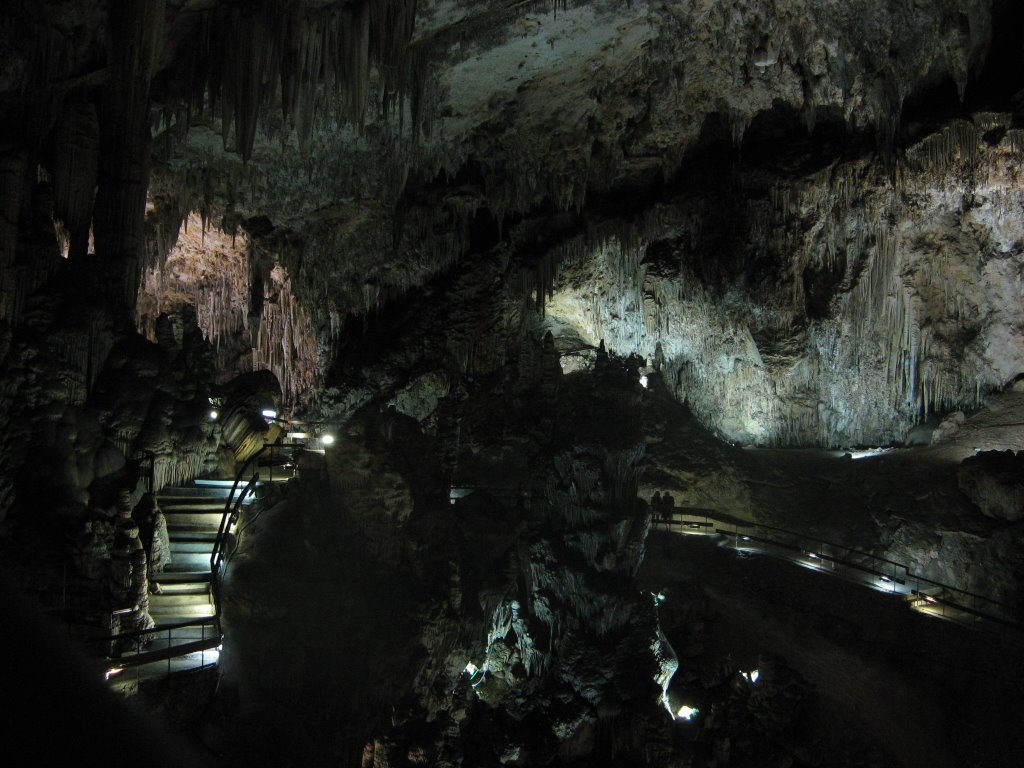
[179, 0, 421, 160]
[137, 212, 250, 353]
[151, 449, 209, 496]
[136, 213, 320, 407]
[252, 263, 319, 407]
[517, 218, 654, 320]
[542, 115, 1023, 446]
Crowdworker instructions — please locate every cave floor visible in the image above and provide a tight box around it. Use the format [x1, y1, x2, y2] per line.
[639, 529, 1024, 768]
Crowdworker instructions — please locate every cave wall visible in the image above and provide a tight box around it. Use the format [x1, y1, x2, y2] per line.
[546, 118, 1024, 445]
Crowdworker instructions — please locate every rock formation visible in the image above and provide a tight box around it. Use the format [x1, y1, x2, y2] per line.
[1, 1, 1024, 766]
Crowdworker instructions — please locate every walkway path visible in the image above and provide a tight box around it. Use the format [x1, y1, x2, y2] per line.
[105, 479, 249, 688]
[656, 508, 1020, 630]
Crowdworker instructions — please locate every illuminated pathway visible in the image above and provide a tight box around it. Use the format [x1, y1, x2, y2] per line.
[656, 508, 1020, 629]
[104, 478, 239, 689]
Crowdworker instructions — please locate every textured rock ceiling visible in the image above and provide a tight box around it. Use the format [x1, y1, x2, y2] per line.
[2, 0, 1023, 445]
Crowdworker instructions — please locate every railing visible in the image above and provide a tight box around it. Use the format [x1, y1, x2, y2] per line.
[96, 442, 300, 682]
[210, 443, 301, 617]
[101, 618, 221, 680]
[656, 507, 1022, 630]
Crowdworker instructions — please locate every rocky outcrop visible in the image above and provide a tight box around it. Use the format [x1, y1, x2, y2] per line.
[545, 118, 1024, 446]
[959, 449, 1024, 521]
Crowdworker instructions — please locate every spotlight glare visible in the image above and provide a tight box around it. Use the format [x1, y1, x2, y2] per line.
[209, 410, 218, 420]
[321, 434, 335, 446]
[262, 409, 277, 419]
[676, 705, 699, 720]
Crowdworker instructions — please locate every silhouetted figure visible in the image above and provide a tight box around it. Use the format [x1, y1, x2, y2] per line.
[595, 339, 609, 375]
[651, 491, 663, 522]
[662, 492, 675, 522]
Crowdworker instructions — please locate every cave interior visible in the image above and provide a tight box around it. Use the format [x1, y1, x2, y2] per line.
[2, 1, 1024, 767]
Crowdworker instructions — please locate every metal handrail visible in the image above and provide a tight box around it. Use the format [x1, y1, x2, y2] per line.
[209, 473, 259, 620]
[210, 443, 301, 617]
[96, 442, 298, 678]
[658, 507, 1021, 628]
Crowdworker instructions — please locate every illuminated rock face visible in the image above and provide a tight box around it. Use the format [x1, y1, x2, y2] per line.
[5, 1, 1017, 440]
[545, 121, 1024, 446]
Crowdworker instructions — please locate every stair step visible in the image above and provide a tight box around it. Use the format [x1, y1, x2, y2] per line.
[149, 604, 216, 619]
[159, 499, 230, 511]
[194, 479, 242, 488]
[170, 541, 217, 554]
[152, 585, 210, 598]
[160, 507, 228, 519]
[162, 481, 233, 490]
[165, 553, 214, 570]
[157, 487, 232, 499]
[151, 593, 214, 608]
[147, 624, 218, 640]
[158, 564, 212, 577]
[169, 531, 219, 543]
[166, 523, 223, 536]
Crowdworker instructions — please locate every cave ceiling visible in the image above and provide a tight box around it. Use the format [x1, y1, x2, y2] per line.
[2, 0, 1023, 446]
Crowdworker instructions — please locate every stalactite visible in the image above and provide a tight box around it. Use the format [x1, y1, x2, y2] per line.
[904, 119, 978, 177]
[52, 98, 100, 259]
[182, 0, 420, 161]
[136, 212, 251, 357]
[251, 263, 319, 407]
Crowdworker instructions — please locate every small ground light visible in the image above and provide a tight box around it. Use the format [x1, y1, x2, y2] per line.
[209, 410, 218, 419]
[322, 434, 335, 446]
[262, 409, 277, 419]
[676, 705, 699, 720]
